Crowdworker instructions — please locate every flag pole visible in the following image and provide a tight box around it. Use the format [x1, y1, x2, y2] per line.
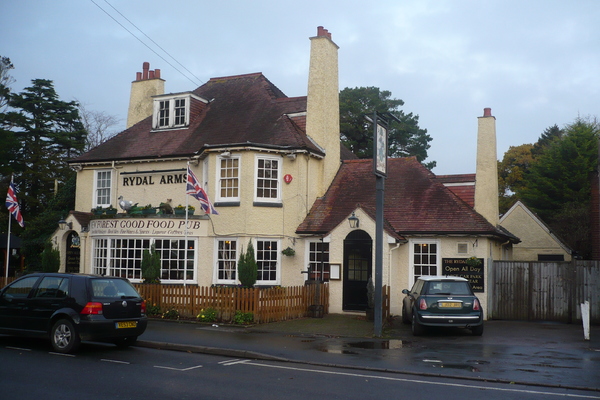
[5, 209, 10, 281]
[184, 163, 189, 288]
[5, 174, 13, 281]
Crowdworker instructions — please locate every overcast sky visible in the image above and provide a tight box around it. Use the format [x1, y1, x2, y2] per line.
[2, 0, 598, 175]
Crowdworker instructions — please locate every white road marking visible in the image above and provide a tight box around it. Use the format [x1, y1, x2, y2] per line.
[6, 346, 31, 351]
[101, 359, 131, 364]
[236, 361, 600, 399]
[219, 359, 250, 366]
[154, 364, 203, 372]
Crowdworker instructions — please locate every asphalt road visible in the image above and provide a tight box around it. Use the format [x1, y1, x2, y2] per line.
[0, 336, 598, 400]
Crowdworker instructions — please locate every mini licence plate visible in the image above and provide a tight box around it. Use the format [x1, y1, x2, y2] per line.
[116, 321, 138, 329]
[439, 302, 461, 308]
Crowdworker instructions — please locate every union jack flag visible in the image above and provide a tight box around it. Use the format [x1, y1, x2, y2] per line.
[186, 166, 218, 215]
[6, 181, 25, 228]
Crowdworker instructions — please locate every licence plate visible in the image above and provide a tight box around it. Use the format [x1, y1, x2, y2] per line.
[116, 321, 138, 329]
[439, 302, 461, 308]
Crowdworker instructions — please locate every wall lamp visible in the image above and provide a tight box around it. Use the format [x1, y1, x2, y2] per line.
[348, 212, 360, 229]
[58, 218, 72, 231]
[220, 151, 231, 158]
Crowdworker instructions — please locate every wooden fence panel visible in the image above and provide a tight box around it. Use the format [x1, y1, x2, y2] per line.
[133, 282, 330, 323]
[492, 260, 600, 323]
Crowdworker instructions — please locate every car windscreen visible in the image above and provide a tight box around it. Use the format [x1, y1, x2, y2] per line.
[425, 281, 472, 295]
[91, 278, 140, 299]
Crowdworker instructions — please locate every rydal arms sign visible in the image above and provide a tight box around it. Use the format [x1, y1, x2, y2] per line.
[121, 169, 186, 187]
[441, 258, 484, 292]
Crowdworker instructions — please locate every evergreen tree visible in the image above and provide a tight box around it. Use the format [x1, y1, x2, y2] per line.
[5, 79, 86, 216]
[518, 117, 599, 257]
[340, 87, 435, 169]
[237, 240, 257, 288]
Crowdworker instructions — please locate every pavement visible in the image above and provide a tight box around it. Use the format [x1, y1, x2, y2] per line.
[137, 314, 600, 392]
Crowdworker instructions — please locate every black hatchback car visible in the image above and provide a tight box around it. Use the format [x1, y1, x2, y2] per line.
[0, 273, 147, 353]
[402, 276, 483, 336]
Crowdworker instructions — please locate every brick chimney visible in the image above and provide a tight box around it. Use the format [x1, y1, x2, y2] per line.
[306, 26, 340, 198]
[126, 62, 165, 128]
[474, 108, 499, 225]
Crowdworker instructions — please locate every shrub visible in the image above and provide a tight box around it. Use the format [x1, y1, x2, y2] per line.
[197, 308, 218, 322]
[233, 310, 253, 325]
[161, 309, 180, 320]
[141, 244, 161, 284]
[41, 242, 60, 273]
[237, 240, 257, 288]
[145, 300, 161, 317]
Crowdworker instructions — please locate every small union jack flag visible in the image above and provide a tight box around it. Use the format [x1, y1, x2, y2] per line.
[186, 166, 218, 215]
[6, 181, 25, 228]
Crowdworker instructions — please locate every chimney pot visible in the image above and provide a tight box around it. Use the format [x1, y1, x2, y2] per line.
[483, 107, 492, 117]
[149, 70, 155, 79]
[136, 72, 142, 81]
[142, 62, 150, 80]
[155, 69, 161, 79]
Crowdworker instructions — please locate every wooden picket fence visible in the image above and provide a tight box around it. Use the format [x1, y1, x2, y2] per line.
[134, 283, 330, 323]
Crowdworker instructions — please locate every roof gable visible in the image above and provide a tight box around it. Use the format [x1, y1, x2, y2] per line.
[297, 157, 512, 239]
[71, 73, 320, 163]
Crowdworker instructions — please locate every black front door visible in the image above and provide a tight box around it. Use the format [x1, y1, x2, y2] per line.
[343, 230, 372, 311]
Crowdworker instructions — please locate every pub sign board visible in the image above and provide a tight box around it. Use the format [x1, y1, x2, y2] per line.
[441, 258, 484, 292]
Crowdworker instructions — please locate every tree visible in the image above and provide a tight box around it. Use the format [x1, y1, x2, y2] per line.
[518, 117, 599, 258]
[339, 87, 435, 169]
[6, 79, 86, 216]
[237, 240, 257, 288]
[77, 101, 120, 151]
[497, 144, 534, 214]
[41, 242, 60, 273]
[141, 244, 161, 283]
[531, 124, 563, 158]
[0, 56, 19, 177]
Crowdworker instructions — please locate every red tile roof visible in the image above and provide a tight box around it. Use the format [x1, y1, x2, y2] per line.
[436, 174, 476, 208]
[71, 73, 322, 163]
[297, 158, 516, 241]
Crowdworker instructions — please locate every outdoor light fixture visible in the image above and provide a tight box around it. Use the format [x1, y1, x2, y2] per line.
[58, 218, 72, 231]
[348, 212, 360, 229]
[220, 151, 231, 158]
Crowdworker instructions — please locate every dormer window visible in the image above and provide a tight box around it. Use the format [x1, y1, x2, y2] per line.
[152, 92, 208, 130]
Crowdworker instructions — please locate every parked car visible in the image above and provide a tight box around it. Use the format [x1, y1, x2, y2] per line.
[402, 276, 483, 336]
[0, 273, 148, 353]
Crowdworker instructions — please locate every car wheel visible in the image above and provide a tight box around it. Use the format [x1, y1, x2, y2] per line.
[411, 312, 424, 336]
[114, 336, 138, 348]
[401, 304, 410, 325]
[51, 319, 81, 354]
[471, 324, 484, 336]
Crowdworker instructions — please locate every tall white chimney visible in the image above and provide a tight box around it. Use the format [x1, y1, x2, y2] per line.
[126, 62, 165, 128]
[305, 26, 341, 197]
[474, 107, 499, 225]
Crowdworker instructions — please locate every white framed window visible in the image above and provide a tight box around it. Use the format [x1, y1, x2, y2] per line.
[94, 169, 112, 207]
[92, 237, 196, 283]
[153, 96, 190, 129]
[217, 156, 240, 202]
[255, 239, 280, 284]
[409, 239, 440, 285]
[307, 240, 330, 281]
[255, 156, 281, 202]
[215, 239, 238, 284]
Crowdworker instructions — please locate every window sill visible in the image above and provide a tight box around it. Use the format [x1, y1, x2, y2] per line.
[214, 201, 240, 207]
[253, 201, 283, 208]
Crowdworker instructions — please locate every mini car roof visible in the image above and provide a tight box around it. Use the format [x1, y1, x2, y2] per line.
[417, 275, 468, 282]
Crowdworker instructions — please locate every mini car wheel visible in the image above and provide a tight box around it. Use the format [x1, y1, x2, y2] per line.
[401, 304, 410, 325]
[411, 312, 424, 336]
[114, 336, 138, 348]
[471, 324, 484, 336]
[51, 319, 81, 353]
